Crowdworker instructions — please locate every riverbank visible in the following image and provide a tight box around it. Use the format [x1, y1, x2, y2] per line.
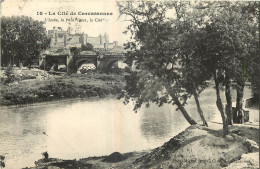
[0, 73, 125, 106]
[24, 122, 259, 169]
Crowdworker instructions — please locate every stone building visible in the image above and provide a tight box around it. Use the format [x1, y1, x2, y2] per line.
[47, 26, 120, 50]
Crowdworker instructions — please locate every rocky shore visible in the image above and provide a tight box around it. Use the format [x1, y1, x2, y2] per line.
[24, 122, 259, 169]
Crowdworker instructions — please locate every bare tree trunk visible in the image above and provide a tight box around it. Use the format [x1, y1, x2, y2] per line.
[166, 84, 197, 125]
[225, 73, 233, 125]
[10, 54, 14, 67]
[213, 70, 229, 136]
[192, 82, 208, 127]
[236, 82, 244, 124]
[173, 97, 197, 125]
[19, 58, 23, 69]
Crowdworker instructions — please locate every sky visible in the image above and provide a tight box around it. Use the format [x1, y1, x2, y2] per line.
[1, 0, 130, 45]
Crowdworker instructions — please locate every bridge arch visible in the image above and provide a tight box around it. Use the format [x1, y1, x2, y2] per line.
[98, 57, 125, 73]
[41, 55, 67, 71]
[41, 52, 126, 73]
[75, 57, 98, 70]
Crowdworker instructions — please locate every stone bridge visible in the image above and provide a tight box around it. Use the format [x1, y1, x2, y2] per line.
[39, 50, 125, 73]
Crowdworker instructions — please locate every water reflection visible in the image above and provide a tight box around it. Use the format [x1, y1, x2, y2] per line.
[0, 106, 49, 168]
[0, 98, 193, 168]
[0, 86, 252, 169]
[140, 104, 188, 141]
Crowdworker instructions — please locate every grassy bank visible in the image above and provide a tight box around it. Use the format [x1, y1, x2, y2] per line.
[24, 122, 259, 169]
[0, 73, 125, 106]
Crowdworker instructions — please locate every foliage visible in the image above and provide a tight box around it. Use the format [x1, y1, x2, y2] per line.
[0, 155, 5, 168]
[118, 1, 259, 130]
[1, 16, 51, 68]
[81, 43, 94, 51]
[3, 67, 20, 84]
[118, 1, 213, 106]
[0, 74, 125, 106]
[42, 151, 49, 161]
[200, 2, 257, 85]
[189, 2, 258, 127]
[68, 47, 80, 73]
[169, 1, 258, 88]
[177, 2, 258, 129]
[118, 1, 199, 125]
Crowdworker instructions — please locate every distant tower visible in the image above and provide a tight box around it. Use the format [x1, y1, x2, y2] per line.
[99, 34, 103, 45]
[64, 33, 67, 47]
[85, 34, 88, 43]
[104, 32, 108, 50]
[80, 33, 85, 45]
[67, 23, 72, 34]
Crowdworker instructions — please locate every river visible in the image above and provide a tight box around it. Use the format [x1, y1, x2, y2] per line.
[0, 85, 252, 169]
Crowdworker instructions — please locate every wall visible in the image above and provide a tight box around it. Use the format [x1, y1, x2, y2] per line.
[47, 27, 112, 50]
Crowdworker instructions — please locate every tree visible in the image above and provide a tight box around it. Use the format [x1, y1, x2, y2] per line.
[1, 16, 50, 68]
[67, 47, 80, 73]
[81, 43, 94, 51]
[189, 1, 258, 130]
[119, 1, 258, 135]
[169, 1, 212, 127]
[118, 2, 197, 125]
[203, 2, 258, 125]
[233, 2, 259, 124]
[119, 1, 213, 127]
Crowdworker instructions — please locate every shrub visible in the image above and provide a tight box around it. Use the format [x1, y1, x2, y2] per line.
[21, 74, 36, 80]
[42, 151, 49, 161]
[0, 155, 5, 168]
[3, 67, 20, 84]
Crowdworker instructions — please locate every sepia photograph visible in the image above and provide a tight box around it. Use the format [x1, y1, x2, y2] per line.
[0, 0, 259, 168]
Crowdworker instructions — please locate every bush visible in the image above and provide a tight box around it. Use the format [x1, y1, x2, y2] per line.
[21, 74, 36, 80]
[42, 151, 49, 161]
[37, 89, 52, 98]
[0, 73, 125, 106]
[0, 155, 5, 168]
[3, 67, 20, 84]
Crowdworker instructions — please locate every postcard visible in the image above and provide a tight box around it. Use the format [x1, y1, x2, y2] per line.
[0, 0, 259, 168]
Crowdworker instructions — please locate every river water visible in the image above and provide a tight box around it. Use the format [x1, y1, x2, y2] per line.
[0, 85, 252, 169]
